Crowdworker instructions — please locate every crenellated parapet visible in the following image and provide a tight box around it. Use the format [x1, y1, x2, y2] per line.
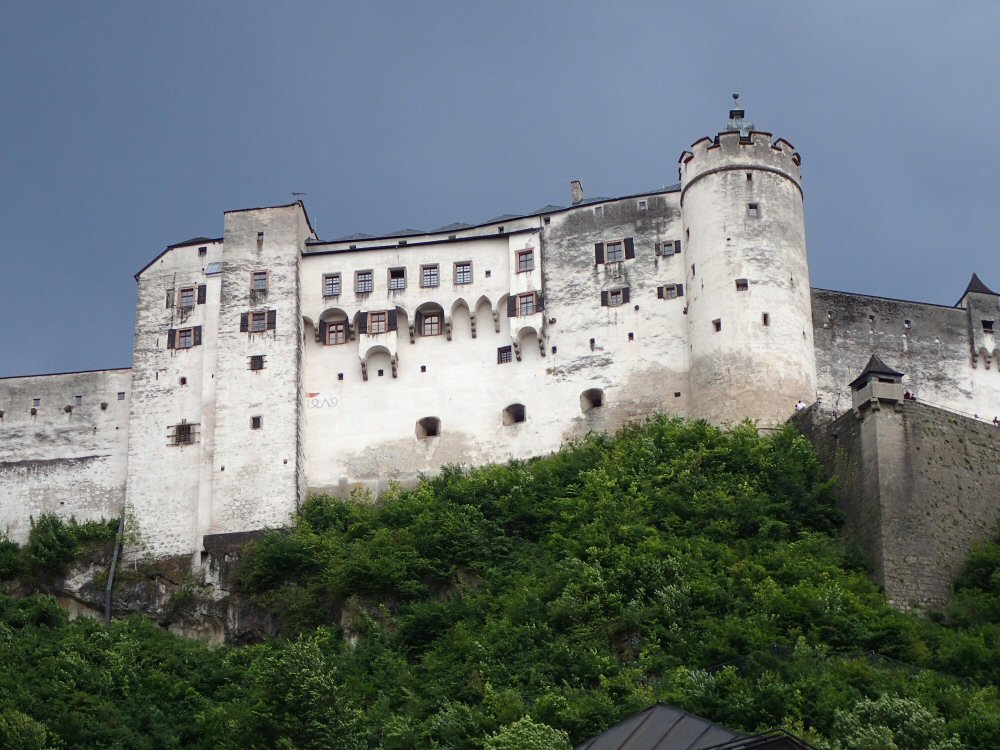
[679, 130, 802, 203]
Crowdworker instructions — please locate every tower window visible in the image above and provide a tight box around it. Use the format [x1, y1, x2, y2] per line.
[249, 355, 265, 371]
[747, 203, 759, 218]
[178, 287, 196, 308]
[74, 395, 83, 405]
[415, 417, 441, 438]
[605, 241, 624, 263]
[746, 172, 752, 181]
[762, 312, 770, 326]
[712, 319, 722, 332]
[117, 392, 125, 400]
[516, 249, 535, 273]
[984, 320, 995, 333]
[250, 416, 262, 430]
[637, 199, 647, 211]
[170, 422, 195, 446]
[580, 388, 604, 412]
[251, 271, 268, 291]
[904, 319, 911, 329]
[735, 278, 749, 292]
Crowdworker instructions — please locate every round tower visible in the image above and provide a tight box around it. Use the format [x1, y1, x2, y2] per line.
[679, 96, 816, 427]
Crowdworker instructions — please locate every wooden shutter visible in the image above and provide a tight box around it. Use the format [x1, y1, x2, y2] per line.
[624, 238, 635, 259]
[622, 287, 631, 304]
[266, 310, 277, 330]
[676, 284, 684, 297]
[674, 240, 682, 254]
[600, 291, 609, 307]
[240, 313, 249, 332]
[357, 312, 368, 334]
[167, 329, 176, 349]
[535, 292, 544, 311]
[166, 291, 174, 308]
[197, 285, 207, 304]
[193, 326, 202, 346]
[507, 296, 517, 317]
[388, 309, 398, 332]
[319, 320, 328, 344]
[657, 286, 664, 299]
[594, 242, 605, 264]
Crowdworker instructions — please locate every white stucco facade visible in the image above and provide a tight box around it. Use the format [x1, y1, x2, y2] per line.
[2, 108, 998, 557]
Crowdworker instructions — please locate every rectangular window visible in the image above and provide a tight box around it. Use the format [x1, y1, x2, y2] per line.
[747, 202, 760, 218]
[735, 278, 749, 291]
[198, 246, 207, 256]
[32, 398, 40, 407]
[608, 289, 624, 306]
[172, 423, 194, 446]
[323, 274, 341, 297]
[637, 199, 647, 211]
[422, 312, 442, 336]
[179, 287, 195, 308]
[249, 355, 265, 370]
[984, 320, 995, 333]
[251, 312, 267, 332]
[421, 265, 439, 288]
[117, 392, 125, 400]
[713, 319, 722, 332]
[355, 270, 373, 294]
[657, 284, 683, 299]
[497, 345, 513, 364]
[251, 271, 268, 291]
[605, 241, 624, 263]
[454, 261, 472, 285]
[388, 268, 406, 291]
[74, 395, 83, 406]
[250, 416, 262, 430]
[369, 311, 387, 334]
[762, 312, 770, 326]
[594, 206, 603, 217]
[327, 321, 347, 344]
[178, 328, 194, 348]
[517, 293, 536, 316]
[516, 250, 534, 273]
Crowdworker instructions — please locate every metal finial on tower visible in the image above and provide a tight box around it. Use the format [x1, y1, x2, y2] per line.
[726, 93, 753, 138]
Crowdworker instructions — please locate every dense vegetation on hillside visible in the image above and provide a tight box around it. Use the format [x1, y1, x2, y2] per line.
[3, 418, 1000, 749]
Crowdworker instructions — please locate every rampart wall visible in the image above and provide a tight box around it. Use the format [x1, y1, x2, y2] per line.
[0, 369, 132, 543]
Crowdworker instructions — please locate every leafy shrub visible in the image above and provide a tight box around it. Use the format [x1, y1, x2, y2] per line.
[0, 536, 24, 580]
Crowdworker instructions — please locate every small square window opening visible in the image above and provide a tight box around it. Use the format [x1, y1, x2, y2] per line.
[747, 203, 760, 218]
[735, 278, 749, 292]
[984, 320, 995, 333]
[198, 246, 207, 256]
[251, 416, 262, 430]
[249, 355, 265, 371]
[712, 319, 722, 332]
[637, 199, 647, 211]
[497, 345, 513, 364]
[117, 392, 125, 400]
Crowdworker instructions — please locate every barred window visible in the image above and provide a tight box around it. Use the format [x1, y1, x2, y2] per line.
[249, 355, 265, 371]
[497, 345, 513, 364]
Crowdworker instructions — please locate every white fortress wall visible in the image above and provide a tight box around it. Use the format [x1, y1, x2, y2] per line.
[0, 369, 131, 543]
[125, 238, 224, 556]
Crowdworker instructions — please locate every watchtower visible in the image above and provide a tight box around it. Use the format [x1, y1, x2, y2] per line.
[679, 95, 817, 426]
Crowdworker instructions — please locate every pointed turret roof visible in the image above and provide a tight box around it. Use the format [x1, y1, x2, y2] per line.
[963, 273, 997, 297]
[849, 353, 904, 390]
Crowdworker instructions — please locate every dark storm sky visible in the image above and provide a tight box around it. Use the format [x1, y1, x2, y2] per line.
[1, 1, 996, 376]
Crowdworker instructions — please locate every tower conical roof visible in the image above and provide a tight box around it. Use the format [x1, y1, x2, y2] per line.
[849, 353, 904, 390]
[963, 273, 997, 297]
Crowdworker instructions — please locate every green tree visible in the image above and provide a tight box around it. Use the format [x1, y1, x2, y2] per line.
[483, 716, 571, 750]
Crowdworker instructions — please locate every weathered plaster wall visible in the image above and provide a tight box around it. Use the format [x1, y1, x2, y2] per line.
[812, 289, 1000, 420]
[797, 401, 1000, 609]
[0, 369, 131, 542]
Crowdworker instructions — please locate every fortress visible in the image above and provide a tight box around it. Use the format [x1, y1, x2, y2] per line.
[2, 102, 999, 608]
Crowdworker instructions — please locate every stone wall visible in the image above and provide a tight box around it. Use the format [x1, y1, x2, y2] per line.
[796, 400, 1000, 609]
[0, 369, 131, 542]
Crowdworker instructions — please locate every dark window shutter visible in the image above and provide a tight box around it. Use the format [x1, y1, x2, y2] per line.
[536, 292, 544, 311]
[357, 312, 368, 334]
[320, 320, 328, 343]
[657, 286, 664, 299]
[594, 242, 605, 264]
[677, 284, 684, 297]
[166, 291, 174, 308]
[193, 326, 202, 346]
[167, 329, 176, 349]
[388, 309, 398, 331]
[266, 310, 277, 330]
[600, 291, 609, 307]
[675, 240, 682, 254]
[240, 313, 249, 332]
[622, 287, 631, 304]
[197, 285, 207, 304]
[507, 296, 517, 317]
[624, 237, 635, 259]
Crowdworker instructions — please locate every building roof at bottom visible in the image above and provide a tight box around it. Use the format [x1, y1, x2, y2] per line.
[574, 704, 744, 750]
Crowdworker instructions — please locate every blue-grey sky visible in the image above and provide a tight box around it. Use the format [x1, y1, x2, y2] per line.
[2, 1, 996, 377]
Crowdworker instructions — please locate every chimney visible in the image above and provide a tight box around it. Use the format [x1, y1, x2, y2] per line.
[571, 180, 584, 205]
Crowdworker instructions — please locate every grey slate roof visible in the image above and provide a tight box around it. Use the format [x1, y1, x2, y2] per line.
[574, 704, 744, 750]
[963, 273, 998, 297]
[848, 353, 904, 389]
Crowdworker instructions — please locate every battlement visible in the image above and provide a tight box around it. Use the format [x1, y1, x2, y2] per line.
[679, 130, 802, 194]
